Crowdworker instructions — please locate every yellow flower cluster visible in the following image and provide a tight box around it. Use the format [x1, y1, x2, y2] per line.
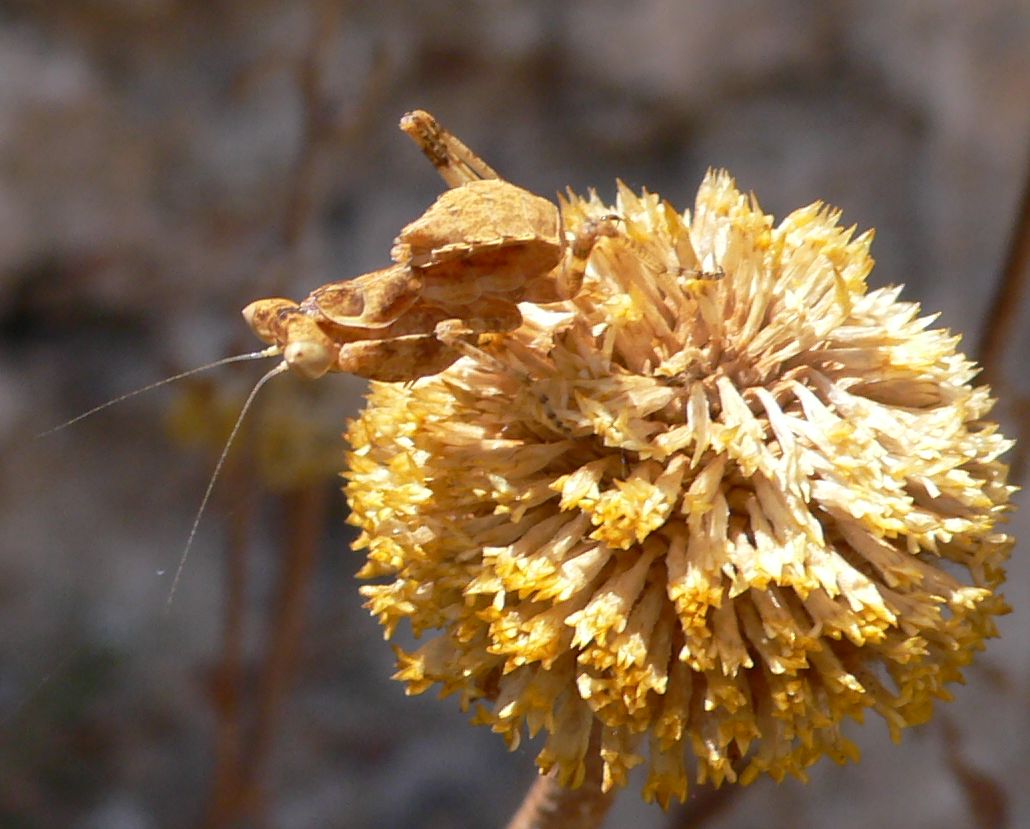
[345, 171, 1015, 806]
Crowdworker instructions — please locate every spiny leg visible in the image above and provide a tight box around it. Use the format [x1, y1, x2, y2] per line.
[558, 213, 622, 299]
[400, 110, 501, 188]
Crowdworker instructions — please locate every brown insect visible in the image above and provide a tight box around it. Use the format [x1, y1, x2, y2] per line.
[41, 111, 621, 607]
[243, 110, 619, 382]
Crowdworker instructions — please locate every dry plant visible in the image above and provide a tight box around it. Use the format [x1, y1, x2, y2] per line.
[241, 109, 1017, 827]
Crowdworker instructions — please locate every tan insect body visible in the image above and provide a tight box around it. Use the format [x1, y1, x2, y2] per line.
[243, 111, 619, 382]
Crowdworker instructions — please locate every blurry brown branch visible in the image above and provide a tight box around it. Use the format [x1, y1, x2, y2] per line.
[977, 151, 1030, 385]
[239, 483, 330, 826]
[202, 443, 256, 829]
[280, 0, 346, 255]
[940, 714, 1010, 829]
[201, 475, 331, 829]
[977, 148, 1030, 482]
[275, 0, 390, 292]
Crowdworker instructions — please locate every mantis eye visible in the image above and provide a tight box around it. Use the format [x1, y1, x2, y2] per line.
[242, 298, 296, 344]
[283, 339, 335, 379]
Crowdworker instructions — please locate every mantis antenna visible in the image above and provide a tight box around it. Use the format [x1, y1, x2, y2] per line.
[164, 360, 289, 611]
[7, 349, 290, 717]
[37, 341, 291, 607]
[36, 346, 281, 437]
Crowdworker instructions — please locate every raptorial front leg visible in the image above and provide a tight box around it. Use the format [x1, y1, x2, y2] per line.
[305, 264, 423, 329]
[336, 335, 460, 382]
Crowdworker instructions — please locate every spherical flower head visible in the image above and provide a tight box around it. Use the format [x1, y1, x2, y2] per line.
[345, 171, 1016, 806]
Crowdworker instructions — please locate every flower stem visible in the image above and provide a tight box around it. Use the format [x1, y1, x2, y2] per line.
[505, 730, 614, 829]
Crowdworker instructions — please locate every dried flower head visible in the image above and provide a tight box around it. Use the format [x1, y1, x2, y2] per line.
[345, 171, 1015, 806]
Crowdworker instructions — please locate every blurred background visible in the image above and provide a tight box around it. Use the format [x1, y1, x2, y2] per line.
[1, 2, 1028, 827]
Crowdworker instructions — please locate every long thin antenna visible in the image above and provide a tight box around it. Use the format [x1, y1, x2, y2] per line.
[36, 347, 282, 438]
[164, 361, 289, 611]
